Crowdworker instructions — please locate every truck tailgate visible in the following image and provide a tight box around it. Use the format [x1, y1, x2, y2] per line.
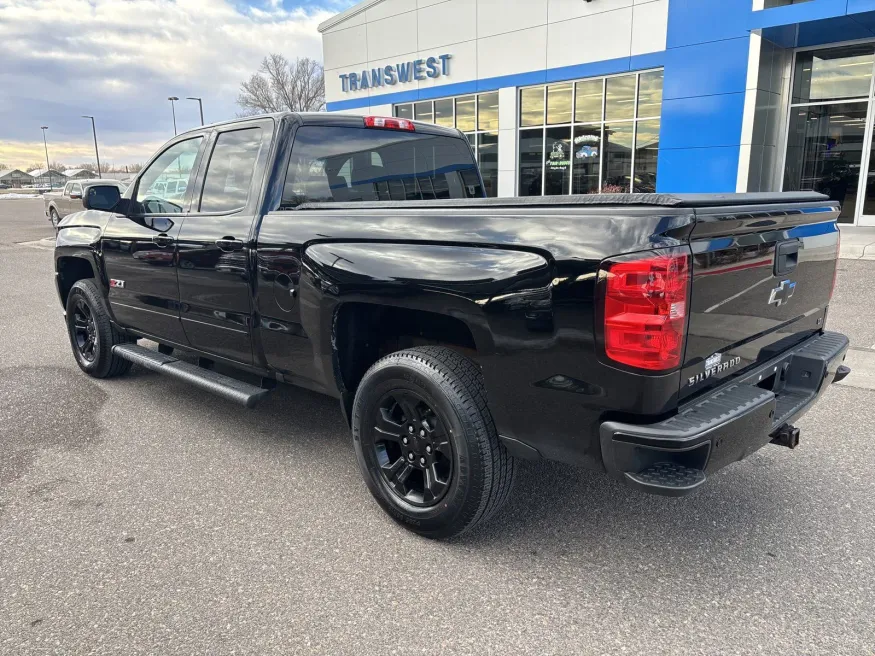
[680, 201, 840, 401]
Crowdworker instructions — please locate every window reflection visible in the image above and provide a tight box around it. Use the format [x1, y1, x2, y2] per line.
[605, 75, 636, 121]
[634, 119, 660, 193]
[135, 137, 202, 214]
[479, 132, 499, 198]
[478, 92, 499, 131]
[434, 98, 454, 127]
[455, 96, 476, 131]
[544, 126, 571, 195]
[199, 127, 263, 213]
[575, 79, 603, 123]
[547, 83, 573, 125]
[637, 71, 663, 118]
[394, 104, 412, 120]
[602, 123, 634, 192]
[414, 101, 433, 123]
[519, 129, 544, 196]
[792, 45, 875, 103]
[784, 102, 866, 222]
[520, 87, 545, 127]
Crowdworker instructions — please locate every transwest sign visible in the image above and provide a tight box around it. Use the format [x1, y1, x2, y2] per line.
[339, 54, 452, 93]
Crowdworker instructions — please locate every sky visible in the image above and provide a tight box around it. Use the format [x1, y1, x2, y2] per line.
[0, 0, 355, 170]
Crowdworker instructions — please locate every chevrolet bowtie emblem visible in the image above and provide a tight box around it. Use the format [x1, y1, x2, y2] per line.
[768, 279, 796, 307]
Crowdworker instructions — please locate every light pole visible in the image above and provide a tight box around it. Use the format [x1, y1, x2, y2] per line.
[40, 126, 51, 188]
[82, 116, 102, 178]
[186, 97, 204, 125]
[168, 96, 179, 135]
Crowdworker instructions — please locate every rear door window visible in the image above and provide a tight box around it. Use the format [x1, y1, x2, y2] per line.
[281, 126, 483, 208]
[199, 127, 264, 213]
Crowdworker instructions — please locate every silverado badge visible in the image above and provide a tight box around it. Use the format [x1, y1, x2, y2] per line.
[688, 353, 741, 386]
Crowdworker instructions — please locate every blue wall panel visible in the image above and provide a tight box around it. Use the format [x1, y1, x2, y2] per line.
[666, 0, 752, 48]
[660, 94, 746, 149]
[656, 147, 741, 193]
[662, 38, 750, 100]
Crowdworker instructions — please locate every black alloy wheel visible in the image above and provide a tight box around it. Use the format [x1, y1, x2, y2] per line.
[72, 298, 98, 362]
[373, 389, 454, 507]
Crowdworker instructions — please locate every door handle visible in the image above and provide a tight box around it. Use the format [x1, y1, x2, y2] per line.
[152, 233, 174, 247]
[775, 239, 801, 276]
[216, 237, 244, 252]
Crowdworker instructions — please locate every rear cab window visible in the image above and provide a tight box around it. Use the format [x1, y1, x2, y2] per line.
[281, 125, 483, 208]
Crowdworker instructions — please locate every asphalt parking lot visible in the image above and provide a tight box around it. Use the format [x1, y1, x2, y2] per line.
[1, 198, 874, 655]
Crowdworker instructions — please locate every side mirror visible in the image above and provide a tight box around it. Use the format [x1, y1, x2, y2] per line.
[83, 185, 121, 212]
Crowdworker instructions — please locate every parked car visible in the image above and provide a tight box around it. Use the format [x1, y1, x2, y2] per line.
[45, 179, 125, 227]
[53, 112, 850, 539]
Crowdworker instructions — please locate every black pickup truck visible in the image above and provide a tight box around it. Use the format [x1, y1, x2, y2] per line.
[54, 112, 850, 538]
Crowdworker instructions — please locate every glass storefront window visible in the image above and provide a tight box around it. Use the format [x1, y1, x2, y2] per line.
[479, 132, 499, 198]
[519, 129, 544, 196]
[544, 127, 572, 195]
[784, 102, 866, 221]
[478, 92, 499, 131]
[547, 84, 573, 125]
[520, 87, 545, 127]
[414, 101, 433, 123]
[571, 125, 601, 194]
[456, 96, 476, 131]
[575, 79, 603, 123]
[637, 71, 663, 118]
[792, 45, 875, 104]
[634, 119, 660, 193]
[602, 123, 634, 191]
[394, 92, 501, 196]
[434, 98, 454, 127]
[605, 75, 636, 121]
[518, 70, 662, 195]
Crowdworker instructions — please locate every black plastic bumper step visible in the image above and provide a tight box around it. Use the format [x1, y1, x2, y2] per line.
[625, 462, 707, 497]
[112, 344, 270, 408]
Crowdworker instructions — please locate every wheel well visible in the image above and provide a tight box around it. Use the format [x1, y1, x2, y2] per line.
[334, 303, 477, 403]
[57, 257, 95, 306]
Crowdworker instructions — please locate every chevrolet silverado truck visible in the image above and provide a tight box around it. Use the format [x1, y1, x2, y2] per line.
[54, 112, 851, 538]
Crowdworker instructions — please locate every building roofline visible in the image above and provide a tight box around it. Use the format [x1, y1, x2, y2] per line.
[318, 0, 384, 33]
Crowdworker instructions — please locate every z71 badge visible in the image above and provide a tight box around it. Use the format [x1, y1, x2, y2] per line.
[688, 353, 741, 386]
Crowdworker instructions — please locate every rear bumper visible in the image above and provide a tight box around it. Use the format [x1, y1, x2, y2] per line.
[599, 331, 850, 496]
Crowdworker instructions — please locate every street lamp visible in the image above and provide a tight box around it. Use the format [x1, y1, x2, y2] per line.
[186, 97, 204, 126]
[81, 116, 102, 179]
[40, 126, 51, 189]
[168, 96, 179, 135]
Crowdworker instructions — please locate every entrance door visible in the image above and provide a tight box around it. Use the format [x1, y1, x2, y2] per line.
[783, 44, 875, 224]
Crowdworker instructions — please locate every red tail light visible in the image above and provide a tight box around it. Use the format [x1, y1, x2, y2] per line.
[600, 250, 691, 371]
[364, 116, 415, 131]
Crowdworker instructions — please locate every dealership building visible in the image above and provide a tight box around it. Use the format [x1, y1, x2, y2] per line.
[319, 0, 875, 225]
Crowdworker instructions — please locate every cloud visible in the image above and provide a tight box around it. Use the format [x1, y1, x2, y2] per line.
[0, 0, 352, 167]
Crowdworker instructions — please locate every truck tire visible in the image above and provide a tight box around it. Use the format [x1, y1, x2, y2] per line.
[50, 208, 60, 229]
[65, 279, 132, 378]
[352, 346, 515, 539]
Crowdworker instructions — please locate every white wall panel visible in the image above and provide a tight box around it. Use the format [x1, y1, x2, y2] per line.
[630, 0, 667, 56]
[476, 0, 548, 39]
[548, 0, 632, 24]
[321, 9, 367, 33]
[367, 12, 419, 61]
[368, 103, 394, 116]
[418, 0, 448, 7]
[477, 26, 547, 79]
[323, 24, 369, 70]
[366, 50, 422, 95]
[325, 64, 370, 103]
[367, 0, 417, 22]
[418, 0, 476, 50]
[417, 41, 476, 89]
[547, 9, 632, 69]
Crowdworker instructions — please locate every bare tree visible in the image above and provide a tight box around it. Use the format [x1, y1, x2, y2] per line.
[237, 54, 325, 115]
